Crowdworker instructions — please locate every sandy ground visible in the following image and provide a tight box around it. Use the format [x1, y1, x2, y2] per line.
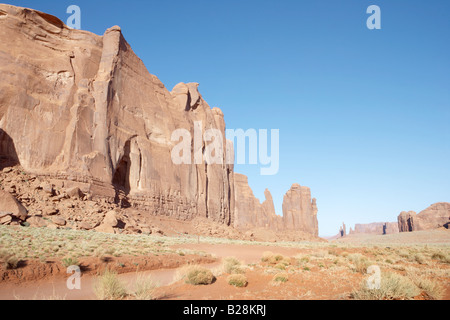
[1, 231, 449, 300]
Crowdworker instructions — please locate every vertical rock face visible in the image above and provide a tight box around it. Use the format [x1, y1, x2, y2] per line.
[384, 222, 400, 234]
[282, 184, 319, 236]
[398, 211, 417, 232]
[233, 174, 282, 231]
[398, 203, 450, 232]
[0, 4, 319, 238]
[233, 174, 264, 230]
[0, 4, 234, 225]
[233, 176, 319, 236]
[339, 223, 346, 237]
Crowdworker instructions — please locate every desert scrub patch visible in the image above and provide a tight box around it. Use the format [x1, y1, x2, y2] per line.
[93, 269, 127, 300]
[227, 274, 248, 288]
[0, 225, 184, 261]
[261, 252, 285, 265]
[132, 274, 157, 300]
[431, 252, 450, 264]
[412, 254, 427, 265]
[274, 263, 286, 271]
[280, 258, 291, 266]
[397, 249, 410, 259]
[406, 269, 445, 300]
[222, 257, 245, 274]
[350, 272, 420, 300]
[328, 249, 339, 256]
[348, 254, 371, 274]
[295, 254, 310, 265]
[261, 251, 274, 263]
[310, 250, 328, 258]
[0, 249, 20, 270]
[178, 265, 215, 286]
[273, 273, 289, 283]
[413, 276, 445, 300]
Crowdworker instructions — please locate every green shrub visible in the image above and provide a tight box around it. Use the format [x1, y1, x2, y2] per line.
[227, 274, 248, 288]
[280, 258, 291, 266]
[261, 252, 285, 265]
[0, 249, 20, 270]
[261, 251, 274, 263]
[274, 263, 286, 270]
[296, 255, 310, 265]
[273, 254, 284, 262]
[223, 257, 244, 274]
[61, 256, 79, 268]
[273, 273, 289, 283]
[183, 266, 215, 285]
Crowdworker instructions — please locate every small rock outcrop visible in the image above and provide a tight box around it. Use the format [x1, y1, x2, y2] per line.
[398, 203, 450, 232]
[0, 189, 28, 222]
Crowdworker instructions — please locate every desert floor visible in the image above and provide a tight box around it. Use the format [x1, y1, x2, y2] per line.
[0, 226, 449, 300]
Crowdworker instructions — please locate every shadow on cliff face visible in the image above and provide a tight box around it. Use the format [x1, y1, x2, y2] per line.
[112, 140, 132, 194]
[112, 140, 132, 208]
[0, 129, 19, 170]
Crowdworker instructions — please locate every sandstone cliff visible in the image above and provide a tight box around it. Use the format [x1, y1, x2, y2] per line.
[398, 203, 450, 232]
[0, 4, 319, 238]
[0, 4, 234, 225]
[233, 174, 320, 234]
[349, 222, 399, 235]
[233, 174, 282, 230]
[282, 184, 319, 236]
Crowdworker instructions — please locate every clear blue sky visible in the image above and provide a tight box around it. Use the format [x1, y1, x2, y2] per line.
[7, 0, 450, 236]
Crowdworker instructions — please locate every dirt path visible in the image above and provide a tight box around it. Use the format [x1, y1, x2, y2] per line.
[0, 261, 221, 300]
[0, 243, 299, 300]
